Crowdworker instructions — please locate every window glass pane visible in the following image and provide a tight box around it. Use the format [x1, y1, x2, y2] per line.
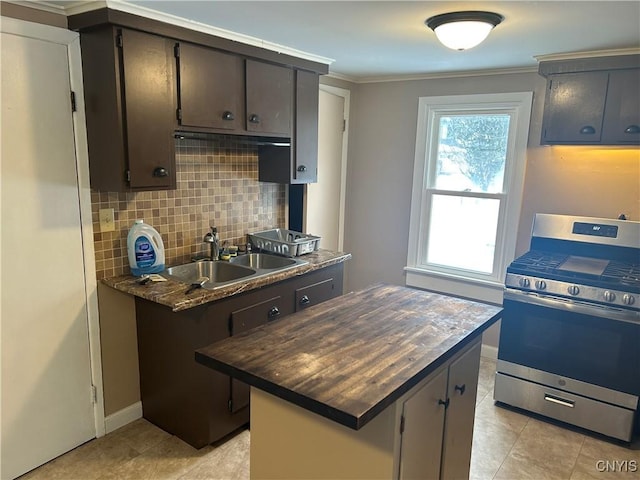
[426, 195, 500, 273]
[434, 114, 510, 193]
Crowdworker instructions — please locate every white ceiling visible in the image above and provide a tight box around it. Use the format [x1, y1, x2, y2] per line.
[57, 1, 640, 81]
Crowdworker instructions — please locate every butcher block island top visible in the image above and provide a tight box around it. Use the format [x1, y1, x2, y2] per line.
[195, 283, 502, 430]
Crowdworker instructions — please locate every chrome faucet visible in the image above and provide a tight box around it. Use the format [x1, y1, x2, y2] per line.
[203, 226, 219, 261]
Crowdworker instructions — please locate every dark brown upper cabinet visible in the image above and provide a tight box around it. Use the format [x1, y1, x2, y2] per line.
[259, 69, 319, 184]
[176, 43, 244, 132]
[540, 55, 640, 145]
[79, 26, 176, 191]
[246, 60, 293, 136]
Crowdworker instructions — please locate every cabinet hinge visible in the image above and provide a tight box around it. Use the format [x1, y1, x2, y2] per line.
[116, 33, 123, 48]
[126, 170, 131, 183]
[342, 118, 346, 132]
[176, 108, 182, 121]
[174, 43, 180, 58]
[90, 384, 97, 404]
[70, 91, 77, 112]
[400, 415, 405, 434]
[228, 399, 233, 412]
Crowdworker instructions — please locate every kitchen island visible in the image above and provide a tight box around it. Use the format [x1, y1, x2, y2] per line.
[196, 284, 502, 479]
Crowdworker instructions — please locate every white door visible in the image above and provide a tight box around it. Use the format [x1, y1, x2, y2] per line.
[1, 20, 97, 479]
[305, 86, 349, 251]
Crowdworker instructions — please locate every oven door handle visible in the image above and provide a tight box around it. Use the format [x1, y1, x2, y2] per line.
[544, 393, 575, 408]
[504, 288, 640, 325]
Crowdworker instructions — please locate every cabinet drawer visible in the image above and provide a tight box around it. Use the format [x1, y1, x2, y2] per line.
[230, 296, 292, 413]
[295, 277, 336, 311]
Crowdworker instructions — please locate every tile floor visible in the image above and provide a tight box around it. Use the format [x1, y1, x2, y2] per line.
[19, 357, 640, 480]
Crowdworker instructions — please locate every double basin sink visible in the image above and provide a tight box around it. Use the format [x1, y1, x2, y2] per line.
[164, 253, 309, 290]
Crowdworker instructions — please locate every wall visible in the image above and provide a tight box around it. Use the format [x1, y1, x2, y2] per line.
[92, 136, 286, 279]
[0, 2, 67, 28]
[338, 71, 639, 349]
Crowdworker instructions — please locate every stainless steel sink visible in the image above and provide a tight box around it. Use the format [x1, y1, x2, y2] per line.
[163, 254, 308, 291]
[164, 261, 256, 288]
[229, 253, 303, 269]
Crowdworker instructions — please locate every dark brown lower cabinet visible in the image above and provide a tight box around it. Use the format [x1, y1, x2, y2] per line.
[135, 263, 344, 448]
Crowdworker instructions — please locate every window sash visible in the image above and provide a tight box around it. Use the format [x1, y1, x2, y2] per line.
[406, 92, 533, 302]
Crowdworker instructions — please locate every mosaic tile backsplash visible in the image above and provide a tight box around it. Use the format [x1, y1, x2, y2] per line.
[91, 136, 286, 279]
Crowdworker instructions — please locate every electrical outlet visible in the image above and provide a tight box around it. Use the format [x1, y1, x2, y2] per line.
[99, 208, 115, 232]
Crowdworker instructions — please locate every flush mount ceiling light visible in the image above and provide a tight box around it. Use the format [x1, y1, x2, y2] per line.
[425, 11, 504, 51]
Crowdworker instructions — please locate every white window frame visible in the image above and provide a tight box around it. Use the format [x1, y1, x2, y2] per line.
[406, 92, 532, 304]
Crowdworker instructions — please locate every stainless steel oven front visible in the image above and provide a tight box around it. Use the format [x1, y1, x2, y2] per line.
[495, 288, 640, 442]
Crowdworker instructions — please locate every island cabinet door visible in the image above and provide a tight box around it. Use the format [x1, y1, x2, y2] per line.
[399, 368, 448, 480]
[229, 296, 292, 413]
[440, 341, 482, 480]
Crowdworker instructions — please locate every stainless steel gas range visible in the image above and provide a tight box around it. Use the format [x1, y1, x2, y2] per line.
[495, 213, 640, 442]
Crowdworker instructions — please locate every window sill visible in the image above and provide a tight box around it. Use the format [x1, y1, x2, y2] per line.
[404, 267, 504, 305]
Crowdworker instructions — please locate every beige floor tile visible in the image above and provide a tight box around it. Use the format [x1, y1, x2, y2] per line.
[19, 434, 140, 480]
[108, 418, 173, 455]
[494, 418, 585, 480]
[569, 434, 640, 479]
[469, 392, 528, 480]
[95, 436, 213, 480]
[179, 429, 250, 480]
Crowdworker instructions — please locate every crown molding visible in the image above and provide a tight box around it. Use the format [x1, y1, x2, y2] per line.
[351, 66, 538, 84]
[535, 48, 640, 63]
[10, 0, 333, 67]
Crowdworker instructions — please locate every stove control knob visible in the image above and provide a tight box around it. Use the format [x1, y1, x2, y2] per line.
[519, 278, 530, 288]
[535, 280, 547, 290]
[622, 294, 635, 306]
[568, 285, 580, 296]
[603, 291, 616, 302]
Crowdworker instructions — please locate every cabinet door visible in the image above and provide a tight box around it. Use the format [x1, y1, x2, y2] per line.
[602, 69, 640, 144]
[120, 29, 176, 189]
[441, 341, 481, 480]
[246, 60, 293, 136]
[542, 72, 608, 144]
[293, 69, 319, 183]
[229, 295, 290, 413]
[399, 368, 448, 480]
[295, 277, 336, 311]
[177, 43, 244, 131]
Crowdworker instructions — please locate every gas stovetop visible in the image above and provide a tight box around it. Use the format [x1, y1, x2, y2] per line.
[505, 214, 640, 310]
[507, 250, 640, 293]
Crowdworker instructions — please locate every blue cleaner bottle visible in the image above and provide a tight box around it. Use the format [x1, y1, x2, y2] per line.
[127, 219, 165, 276]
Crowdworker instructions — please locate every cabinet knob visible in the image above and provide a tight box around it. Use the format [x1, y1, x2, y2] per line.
[297, 165, 308, 172]
[454, 384, 466, 395]
[152, 167, 169, 177]
[579, 125, 596, 135]
[299, 295, 310, 306]
[624, 124, 640, 134]
[438, 398, 450, 408]
[249, 114, 261, 124]
[222, 111, 235, 121]
[267, 306, 280, 319]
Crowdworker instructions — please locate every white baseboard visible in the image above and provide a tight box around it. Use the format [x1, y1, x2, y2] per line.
[481, 343, 498, 360]
[104, 402, 143, 434]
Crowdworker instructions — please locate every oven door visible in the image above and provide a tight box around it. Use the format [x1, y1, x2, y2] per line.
[499, 288, 640, 397]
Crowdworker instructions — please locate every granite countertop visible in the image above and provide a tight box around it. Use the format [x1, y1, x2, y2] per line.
[195, 284, 502, 430]
[102, 249, 351, 312]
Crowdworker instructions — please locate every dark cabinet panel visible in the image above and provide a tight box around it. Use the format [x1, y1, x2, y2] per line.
[229, 295, 291, 413]
[542, 72, 608, 144]
[540, 56, 640, 146]
[246, 60, 293, 136]
[602, 69, 640, 144]
[177, 43, 244, 131]
[293, 69, 319, 183]
[258, 69, 320, 184]
[295, 277, 335, 311]
[80, 26, 176, 191]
